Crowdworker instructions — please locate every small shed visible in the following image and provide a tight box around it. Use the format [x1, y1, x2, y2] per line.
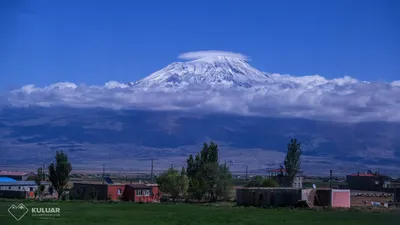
[314, 189, 350, 208]
[236, 187, 303, 207]
[122, 184, 161, 203]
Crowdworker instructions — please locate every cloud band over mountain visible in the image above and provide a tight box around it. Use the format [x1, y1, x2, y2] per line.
[5, 51, 400, 123]
[178, 50, 250, 61]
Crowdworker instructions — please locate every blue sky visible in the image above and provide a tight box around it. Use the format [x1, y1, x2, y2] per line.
[1, 0, 399, 90]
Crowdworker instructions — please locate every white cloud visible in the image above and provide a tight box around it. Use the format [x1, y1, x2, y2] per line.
[6, 75, 400, 123]
[4, 51, 400, 123]
[178, 50, 249, 61]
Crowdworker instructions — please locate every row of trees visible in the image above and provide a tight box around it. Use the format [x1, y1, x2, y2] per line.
[157, 142, 233, 202]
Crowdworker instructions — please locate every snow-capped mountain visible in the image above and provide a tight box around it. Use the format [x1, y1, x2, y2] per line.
[132, 55, 269, 89]
[6, 50, 400, 122]
[2, 50, 400, 174]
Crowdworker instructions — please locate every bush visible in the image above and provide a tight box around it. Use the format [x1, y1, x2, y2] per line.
[261, 179, 279, 187]
[245, 176, 279, 188]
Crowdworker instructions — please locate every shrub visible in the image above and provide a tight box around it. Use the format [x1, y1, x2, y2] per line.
[261, 179, 279, 187]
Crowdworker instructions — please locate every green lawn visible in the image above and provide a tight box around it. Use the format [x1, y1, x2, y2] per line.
[0, 201, 397, 225]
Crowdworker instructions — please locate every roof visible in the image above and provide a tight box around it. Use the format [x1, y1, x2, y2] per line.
[0, 171, 30, 176]
[0, 177, 17, 182]
[0, 181, 37, 186]
[237, 187, 301, 190]
[73, 181, 126, 186]
[127, 184, 152, 189]
[73, 181, 106, 185]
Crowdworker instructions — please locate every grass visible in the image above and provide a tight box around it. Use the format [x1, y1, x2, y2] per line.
[0, 200, 398, 225]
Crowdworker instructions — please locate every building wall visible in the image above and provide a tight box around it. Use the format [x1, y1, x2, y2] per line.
[293, 177, 303, 188]
[107, 185, 126, 201]
[0, 190, 28, 199]
[236, 188, 302, 207]
[0, 185, 37, 192]
[395, 188, 400, 202]
[134, 188, 153, 203]
[314, 189, 331, 206]
[122, 186, 161, 203]
[346, 175, 382, 191]
[331, 190, 350, 208]
[273, 176, 303, 188]
[314, 189, 350, 208]
[72, 183, 108, 200]
[151, 186, 162, 202]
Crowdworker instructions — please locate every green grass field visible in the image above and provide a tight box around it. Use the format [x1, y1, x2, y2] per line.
[0, 201, 397, 225]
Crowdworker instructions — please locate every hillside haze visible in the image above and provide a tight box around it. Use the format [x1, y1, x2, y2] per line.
[2, 52, 400, 175]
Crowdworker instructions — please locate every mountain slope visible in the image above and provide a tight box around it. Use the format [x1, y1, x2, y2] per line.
[0, 107, 399, 175]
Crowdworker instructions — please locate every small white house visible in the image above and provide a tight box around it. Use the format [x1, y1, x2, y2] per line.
[0, 181, 38, 192]
[292, 176, 303, 188]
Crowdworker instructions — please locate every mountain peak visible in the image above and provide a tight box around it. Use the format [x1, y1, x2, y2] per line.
[133, 53, 268, 89]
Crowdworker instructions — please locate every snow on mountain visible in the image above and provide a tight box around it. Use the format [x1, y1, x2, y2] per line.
[5, 50, 400, 122]
[132, 55, 269, 90]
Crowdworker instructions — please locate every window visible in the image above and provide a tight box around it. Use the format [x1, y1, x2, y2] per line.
[18, 186, 21, 189]
[117, 189, 122, 195]
[30, 187, 33, 192]
[136, 190, 143, 196]
[144, 190, 151, 196]
[8, 186, 11, 190]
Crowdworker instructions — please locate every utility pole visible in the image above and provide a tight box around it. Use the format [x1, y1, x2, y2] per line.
[42, 162, 45, 181]
[150, 158, 154, 181]
[40, 150, 45, 182]
[245, 165, 248, 181]
[329, 169, 333, 189]
[102, 164, 105, 184]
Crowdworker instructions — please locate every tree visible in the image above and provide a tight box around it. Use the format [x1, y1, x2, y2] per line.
[284, 138, 302, 186]
[186, 141, 222, 202]
[34, 167, 45, 199]
[215, 162, 233, 200]
[156, 168, 186, 202]
[48, 151, 72, 200]
[199, 142, 219, 201]
[179, 167, 190, 200]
